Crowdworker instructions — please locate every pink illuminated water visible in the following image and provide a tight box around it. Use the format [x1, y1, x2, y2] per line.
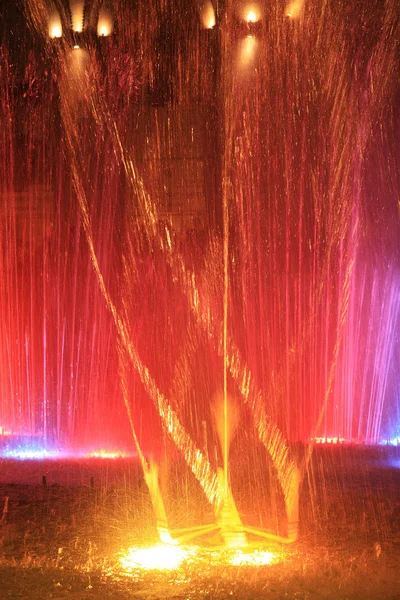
[0, 0, 399, 468]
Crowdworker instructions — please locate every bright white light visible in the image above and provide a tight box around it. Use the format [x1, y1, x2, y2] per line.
[158, 526, 178, 545]
[98, 25, 109, 36]
[73, 44, 80, 49]
[120, 544, 193, 571]
[200, 1, 216, 29]
[51, 25, 62, 38]
[247, 10, 257, 22]
[385, 436, 400, 446]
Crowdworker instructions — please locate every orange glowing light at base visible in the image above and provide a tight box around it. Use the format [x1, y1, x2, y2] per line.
[229, 549, 277, 566]
[120, 543, 195, 571]
[119, 543, 281, 574]
[311, 436, 346, 444]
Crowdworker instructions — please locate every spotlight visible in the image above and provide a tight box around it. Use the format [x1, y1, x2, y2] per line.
[237, 3, 262, 38]
[200, 1, 216, 29]
[240, 3, 262, 23]
[285, 0, 305, 19]
[98, 25, 109, 37]
[49, 10, 62, 38]
[50, 24, 62, 38]
[97, 7, 114, 37]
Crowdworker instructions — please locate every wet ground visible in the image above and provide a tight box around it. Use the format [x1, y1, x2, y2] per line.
[0, 446, 399, 599]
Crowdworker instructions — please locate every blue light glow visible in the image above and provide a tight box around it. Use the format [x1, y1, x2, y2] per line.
[2, 447, 63, 460]
[0, 442, 135, 460]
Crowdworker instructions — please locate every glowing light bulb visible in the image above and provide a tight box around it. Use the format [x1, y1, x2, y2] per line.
[247, 10, 256, 23]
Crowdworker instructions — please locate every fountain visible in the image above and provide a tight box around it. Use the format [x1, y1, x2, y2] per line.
[0, 0, 399, 558]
